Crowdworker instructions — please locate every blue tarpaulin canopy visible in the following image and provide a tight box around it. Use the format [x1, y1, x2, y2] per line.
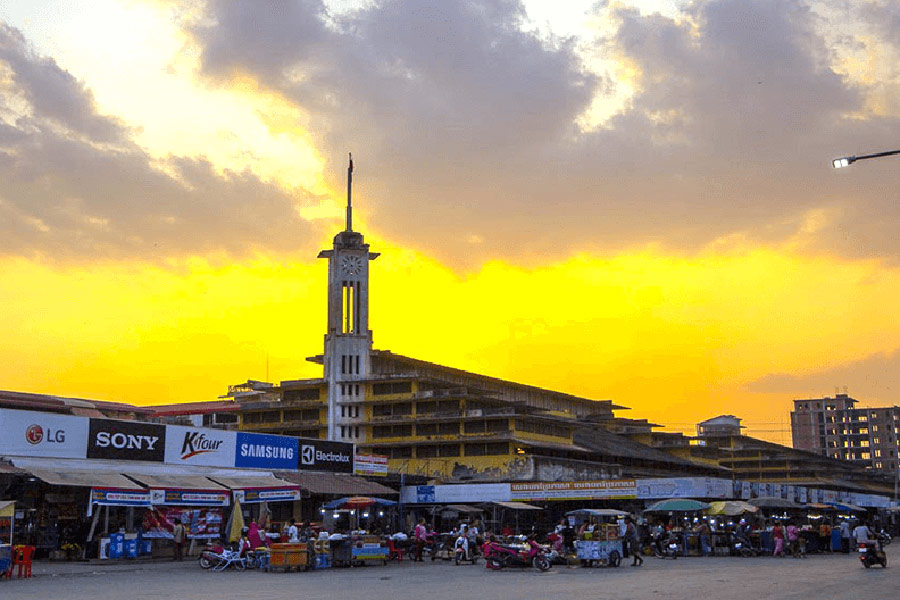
[323, 496, 398, 510]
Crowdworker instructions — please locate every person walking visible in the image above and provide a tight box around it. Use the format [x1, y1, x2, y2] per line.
[172, 518, 186, 561]
[414, 518, 427, 562]
[287, 519, 299, 543]
[698, 521, 711, 557]
[818, 521, 832, 553]
[772, 522, 785, 557]
[785, 521, 801, 558]
[618, 516, 629, 559]
[839, 520, 851, 554]
[626, 517, 643, 566]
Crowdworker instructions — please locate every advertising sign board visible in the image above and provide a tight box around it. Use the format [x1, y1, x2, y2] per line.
[298, 439, 354, 473]
[86, 419, 166, 462]
[163, 426, 236, 468]
[235, 432, 298, 470]
[354, 454, 388, 477]
[0, 408, 89, 459]
[510, 480, 637, 501]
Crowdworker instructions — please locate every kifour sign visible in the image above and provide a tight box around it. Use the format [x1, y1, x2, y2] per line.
[164, 426, 236, 468]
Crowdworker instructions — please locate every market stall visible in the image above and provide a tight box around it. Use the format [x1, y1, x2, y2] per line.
[567, 508, 626, 567]
[644, 499, 710, 557]
[0, 501, 13, 545]
[321, 497, 396, 566]
[127, 474, 230, 557]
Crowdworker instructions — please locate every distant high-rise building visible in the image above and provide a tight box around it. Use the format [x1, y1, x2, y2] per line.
[790, 393, 900, 474]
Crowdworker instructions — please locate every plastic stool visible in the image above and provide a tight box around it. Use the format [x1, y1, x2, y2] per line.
[15, 546, 34, 578]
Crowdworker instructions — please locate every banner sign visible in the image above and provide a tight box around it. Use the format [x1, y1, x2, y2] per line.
[149, 489, 230, 507]
[90, 487, 151, 507]
[235, 432, 298, 470]
[142, 507, 223, 539]
[164, 426, 236, 468]
[87, 419, 166, 462]
[298, 439, 354, 473]
[354, 454, 388, 477]
[0, 408, 89, 459]
[511, 480, 637, 501]
[233, 487, 302, 504]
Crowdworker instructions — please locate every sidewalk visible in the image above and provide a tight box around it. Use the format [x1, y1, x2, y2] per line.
[26, 557, 197, 578]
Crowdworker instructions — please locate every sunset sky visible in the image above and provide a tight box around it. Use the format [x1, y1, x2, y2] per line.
[2, 0, 900, 443]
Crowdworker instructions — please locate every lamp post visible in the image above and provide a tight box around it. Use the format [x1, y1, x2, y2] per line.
[832, 148, 900, 169]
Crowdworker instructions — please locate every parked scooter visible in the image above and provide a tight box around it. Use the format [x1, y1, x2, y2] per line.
[859, 536, 887, 568]
[484, 536, 551, 571]
[732, 533, 757, 558]
[879, 529, 892, 546]
[652, 531, 679, 559]
[454, 533, 479, 565]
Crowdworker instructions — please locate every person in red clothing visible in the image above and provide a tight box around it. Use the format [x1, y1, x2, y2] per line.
[414, 518, 427, 562]
[772, 522, 785, 557]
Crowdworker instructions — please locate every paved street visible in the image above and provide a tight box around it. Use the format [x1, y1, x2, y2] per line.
[3, 548, 899, 600]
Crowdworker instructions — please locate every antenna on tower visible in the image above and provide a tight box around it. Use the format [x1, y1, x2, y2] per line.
[346, 152, 353, 231]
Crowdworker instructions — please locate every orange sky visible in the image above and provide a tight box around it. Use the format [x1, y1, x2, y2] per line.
[2, 1, 900, 443]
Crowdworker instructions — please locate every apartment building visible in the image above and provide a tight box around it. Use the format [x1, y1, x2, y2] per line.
[791, 393, 900, 474]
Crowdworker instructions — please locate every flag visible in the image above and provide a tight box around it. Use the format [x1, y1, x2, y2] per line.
[349, 152, 353, 173]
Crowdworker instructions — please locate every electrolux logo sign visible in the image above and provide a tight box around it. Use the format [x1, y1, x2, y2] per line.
[163, 426, 236, 468]
[297, 439, 354, 473]
[0, 408, 89, 458]
[235, 432, 298, 470]
[87, 418, 166, 462]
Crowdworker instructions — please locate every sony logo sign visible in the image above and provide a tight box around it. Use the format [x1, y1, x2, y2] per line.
[95, 431, 160, 450]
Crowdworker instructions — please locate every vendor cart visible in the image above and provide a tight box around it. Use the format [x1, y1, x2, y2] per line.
[268, 542, 310, 572]
[350, 535, 389, 566]
[568, 509, 626, 568]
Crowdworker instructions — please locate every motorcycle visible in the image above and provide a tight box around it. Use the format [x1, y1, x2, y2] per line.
[859, 538, 887, 569]
[652, 532, 679, 559]
[484, 537, 551, 572]
[879, 530, 892, 546]
[199, 544, 225, 569]
[454, 535, 479, 565]
[732, 534, 757, 558]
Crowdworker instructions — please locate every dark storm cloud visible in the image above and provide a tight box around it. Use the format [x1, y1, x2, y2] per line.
[189, 0, 900, 265]
[0, 22, 322, 260]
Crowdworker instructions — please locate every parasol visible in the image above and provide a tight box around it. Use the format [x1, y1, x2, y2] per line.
[644, 499, 710, 513]
[706, 501, 759, 516]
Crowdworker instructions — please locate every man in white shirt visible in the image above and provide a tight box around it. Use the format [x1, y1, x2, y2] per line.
[853, 522, 870, 545]
[839, 521, 851, 553]
[288, 519, 299, 543]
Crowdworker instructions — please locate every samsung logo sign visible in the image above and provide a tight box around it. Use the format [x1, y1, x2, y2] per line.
[240, 443, 295, 460]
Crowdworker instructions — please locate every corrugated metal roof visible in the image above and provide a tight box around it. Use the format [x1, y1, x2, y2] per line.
[276, 472, 396, 496]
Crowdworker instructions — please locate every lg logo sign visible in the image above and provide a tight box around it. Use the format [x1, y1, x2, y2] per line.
[301, 445, 315, 465]
[25, 424, 66, 445]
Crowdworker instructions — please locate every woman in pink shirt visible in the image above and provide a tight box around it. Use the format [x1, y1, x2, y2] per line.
[772, 522, 785, 557]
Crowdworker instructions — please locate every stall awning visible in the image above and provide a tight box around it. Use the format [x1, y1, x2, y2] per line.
[0, 500, 14, 517]
[493, 501, 542, 510]
[26, 468, 144, 489]
[277, 472, 396, 496]
[439, 505, 484, 514]
[208, 475, 301, 503]
[124, 474, 230, 507]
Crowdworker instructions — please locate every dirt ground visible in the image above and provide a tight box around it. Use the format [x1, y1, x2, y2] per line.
[2, 546, 898, 600]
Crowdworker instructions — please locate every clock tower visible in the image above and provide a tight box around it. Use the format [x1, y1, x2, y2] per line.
[318, 154, 379, 441]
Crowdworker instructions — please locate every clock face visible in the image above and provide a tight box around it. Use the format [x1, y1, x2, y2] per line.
[340, 255, 364, 276]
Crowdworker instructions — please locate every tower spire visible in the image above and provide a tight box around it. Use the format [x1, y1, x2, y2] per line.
[346, 152, 353, 231]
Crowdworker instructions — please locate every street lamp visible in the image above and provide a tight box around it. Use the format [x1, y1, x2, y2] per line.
[832, 148, 900, 169]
